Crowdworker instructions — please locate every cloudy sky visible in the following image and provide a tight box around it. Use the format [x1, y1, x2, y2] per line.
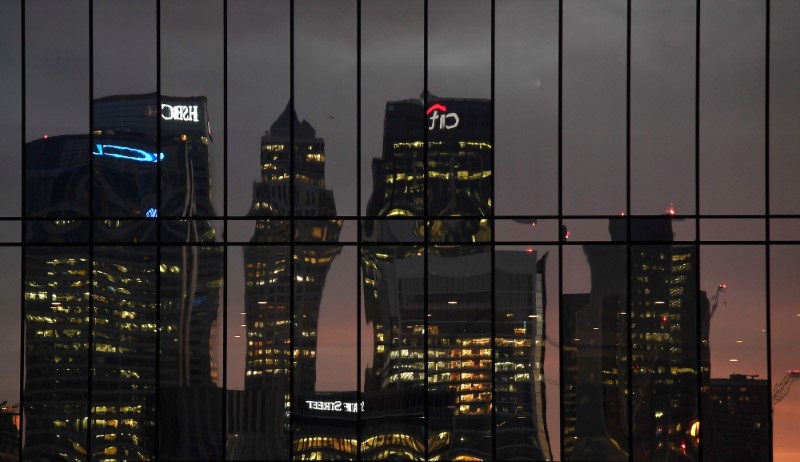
[2, 0, 800, 460]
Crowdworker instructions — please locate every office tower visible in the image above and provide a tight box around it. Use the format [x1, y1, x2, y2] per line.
[360, 95, 551, 460]
[24, 94, 222, 460]
[702, 374, 769, 462]
[235, 103, 341, 458]
[565, 218, 708, 462]
[364, 94, 492, 243]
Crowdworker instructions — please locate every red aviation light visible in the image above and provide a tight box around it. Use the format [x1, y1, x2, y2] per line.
[719, 283, 727, 291]
[426, 103, 447, 115]
[667, 203, 676, 216]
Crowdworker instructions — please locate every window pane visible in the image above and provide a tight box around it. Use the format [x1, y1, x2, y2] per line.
[158, 244, 224, 459]
[701, 245, 769, 462]
[496, 0, 558, 216]
[0, 1, 21, 217]
[495, 245, 557, 460]
[293, 245, 357, 459]
[24, 246, 90, 460]
[769, 1, 800, 214]
[563, 0, 626, 215]
[770, 246, 800, 462]
[160, 0, 224, 217]
[0, 248, 21, 460]
[361, 0, 423, 217]
[295, 0, 357, 217]
[699, 0, 765, 215]
[25, 0, 89, 218]
[562, 242, 629, 461]
[228, 0, 290, 218]
[92, 245, 157, 459]
[360, 244, 425, 459]
[630, 0, 695, 215]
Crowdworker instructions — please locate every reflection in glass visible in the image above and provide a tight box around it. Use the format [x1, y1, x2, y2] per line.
[563, 240, 628, 461]
[24, 246, 90, 460]
[0, 248, 20, 460]
[361, 0, 423, 216]
[769, 247, 800, 462]
[495, 249, 551, 460]
[701, 246, 769, 462]
[91, 246, 157, 460]
[234, 107, 342, 459]
[158, 244, 224, 460]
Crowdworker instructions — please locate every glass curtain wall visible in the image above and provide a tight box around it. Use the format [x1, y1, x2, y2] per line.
[3, 0, 797, 461]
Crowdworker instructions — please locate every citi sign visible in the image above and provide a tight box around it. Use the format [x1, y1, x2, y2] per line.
[427, 103, 460, 130]
[161, 104, 199, 122]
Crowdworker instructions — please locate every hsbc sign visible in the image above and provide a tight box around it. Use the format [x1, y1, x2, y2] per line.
[161, 104, 199, 122]
[427, 103, 459, 130]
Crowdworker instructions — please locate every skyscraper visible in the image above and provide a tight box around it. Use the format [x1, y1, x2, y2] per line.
[234, 103, 341, 459]
[360, 95, 551, 460]
[24, 94, 222, 460]
[564, 218, 708, 461]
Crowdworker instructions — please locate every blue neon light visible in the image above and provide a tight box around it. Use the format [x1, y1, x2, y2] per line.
[93, 144, 164, 163]
[146, 208, 158, 218]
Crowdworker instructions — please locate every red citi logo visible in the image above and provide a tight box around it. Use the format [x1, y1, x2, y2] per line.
[427, 103, 460, 130]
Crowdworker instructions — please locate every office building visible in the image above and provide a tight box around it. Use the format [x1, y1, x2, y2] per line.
[24, 93, 222, 460]
[564, 218, 708, 461]
[238, 103, 342, 458]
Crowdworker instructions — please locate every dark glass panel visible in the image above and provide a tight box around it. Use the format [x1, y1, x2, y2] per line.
[562, 242, 629, 461]
[23, 246, 90, 460]
[229, 244, 291, 460]
[360, 244, 426, 460]
[292, 245, 355, 460]
[0, 248, 21, 460]
[495, 244, 558, 460]
[158, 244, 224, 460]
[631, 243, 700, 461]
[428, 244, 493, 460]
[91, 245, 157, 460]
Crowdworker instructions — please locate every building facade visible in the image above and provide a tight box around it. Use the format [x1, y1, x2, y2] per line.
[24, 94, 222, 460]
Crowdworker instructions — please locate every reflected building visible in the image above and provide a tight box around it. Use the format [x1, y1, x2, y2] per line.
[231, 104, 341, 459]
[564, 218, 708, 462]
[702, 374, 769, 462]
[359, 95, 552, 461]
[24, 94, 222, 460]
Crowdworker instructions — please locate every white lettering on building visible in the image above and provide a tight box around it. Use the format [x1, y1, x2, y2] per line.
[305, 400, 365, 413]
[161, 104, 199, 122]
[426, 103, 459, 130]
